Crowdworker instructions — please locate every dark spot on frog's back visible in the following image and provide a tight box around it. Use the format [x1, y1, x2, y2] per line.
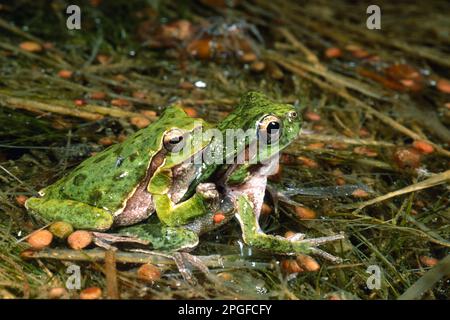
[72, 174, 87, 186]
[89, 189, 103, 205]
[114, 146, 123, 156]
[93, 153, 108, 163]
[129, 152, 138, 162]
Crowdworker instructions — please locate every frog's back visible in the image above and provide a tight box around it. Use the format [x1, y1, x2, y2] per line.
[41, 106, 197, 213]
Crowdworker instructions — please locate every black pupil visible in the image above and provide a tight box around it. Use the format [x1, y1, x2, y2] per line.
[170, 136, 183, 144]
[267, 121, 280, 134]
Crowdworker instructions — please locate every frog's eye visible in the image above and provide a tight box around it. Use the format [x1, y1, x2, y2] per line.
[163, 129, 187, 153]
[288, 111, 298, 120]
[258, 115, 282, 144]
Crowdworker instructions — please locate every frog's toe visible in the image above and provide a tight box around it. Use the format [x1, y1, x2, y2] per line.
[196, 183, 219, 200]
[173, 252, 209, 284]
[296, 232, 345, 263]
[287, 233, 305, 241]
[309, 247, 343, 264]
[92, 232, 150, 250]
[297, 232, 345, 246]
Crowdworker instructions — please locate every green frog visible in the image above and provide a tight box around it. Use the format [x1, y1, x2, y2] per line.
[26, 92, 343, 262]
[120, 92, 343, 262]
[25, 105, 223, 248]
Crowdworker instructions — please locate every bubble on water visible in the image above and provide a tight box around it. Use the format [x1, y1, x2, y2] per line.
[237, 240, 244, 256]
[286, 273, 298, 281]
[194, 80, 207, 88]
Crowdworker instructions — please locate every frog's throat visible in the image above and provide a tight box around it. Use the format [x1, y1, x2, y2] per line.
[113, 150, 166, 226]
[221, 154, 279, 221]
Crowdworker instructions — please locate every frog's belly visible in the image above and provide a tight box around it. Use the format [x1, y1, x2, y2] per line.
[114, 186, 155, 226]
[113, 153, 162, 226]
[226, 174, 267, 226]
[223, 155, 278, 223]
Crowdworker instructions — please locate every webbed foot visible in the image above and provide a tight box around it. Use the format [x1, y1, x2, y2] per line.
[236, 195, 345, 263]
[293, 233, 345, 263]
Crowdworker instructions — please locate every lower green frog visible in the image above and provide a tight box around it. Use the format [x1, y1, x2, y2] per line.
[26, 92, 343, 262]
[25, 105, 223, 251]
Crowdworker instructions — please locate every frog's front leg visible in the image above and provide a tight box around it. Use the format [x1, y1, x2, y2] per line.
[154, 183, 220, 227]
[25, 197, 113, 231]
[235, 195, 344, 263]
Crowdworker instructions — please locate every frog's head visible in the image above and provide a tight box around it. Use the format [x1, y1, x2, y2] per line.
[183, 91, 301, 203]
[218, 91, 301, 166]
[210, 91, 300, 184]
[148, 105, 213, 202]
[212, 92, 301, 214]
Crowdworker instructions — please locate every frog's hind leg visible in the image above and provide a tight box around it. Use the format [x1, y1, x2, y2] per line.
[117, 223, 199, 251]
[235, 195, 345, 263]
[91, 232, 150, 250]
[118, 223, 208, 282]
[25, 198, 113, 231]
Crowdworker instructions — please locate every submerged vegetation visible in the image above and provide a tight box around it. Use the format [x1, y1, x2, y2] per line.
[0, 0, 449, 299]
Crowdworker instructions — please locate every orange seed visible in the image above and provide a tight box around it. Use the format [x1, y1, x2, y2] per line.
[137, 263, 161, 282]
[27, 230, 53, 250]
[80, 287, 102, 300]
[67, 230, 92, 250]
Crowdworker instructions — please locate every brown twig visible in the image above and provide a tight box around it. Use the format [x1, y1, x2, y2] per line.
[0, 93, 157, 122]
[0, 94, 103, 121]
[104, 249, 120, 299]
[21, 248, 274, 270]
[277, 27, 321, 66]
[296, 133, 395, 147]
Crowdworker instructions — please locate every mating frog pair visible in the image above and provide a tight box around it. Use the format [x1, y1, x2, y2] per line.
[25, 92, 344, 262]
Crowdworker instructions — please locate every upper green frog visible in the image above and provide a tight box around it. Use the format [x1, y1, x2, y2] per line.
[181, 92, 344, 261]
[25, 105, 219, 231]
